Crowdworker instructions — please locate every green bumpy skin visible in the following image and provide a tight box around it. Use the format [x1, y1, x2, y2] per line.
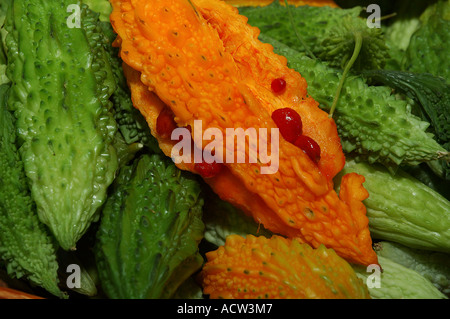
[374, 241, 450, 297]
[99, 21, 160, 154]
[260, 34, 446, 170]
[240, 2, 389, 70]
[353, 255, 447, 299]
[239, 3, 360, 57]
[95, 154, 205, 299]
[404, 0, 450, 83]
[362, 69, 450, 180]
[0, 84, 64, 298]
[335, 159, 450, 253]
[4, 0, 118, 250]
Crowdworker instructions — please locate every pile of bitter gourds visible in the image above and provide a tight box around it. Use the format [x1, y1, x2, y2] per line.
[0, 0, 449, 299]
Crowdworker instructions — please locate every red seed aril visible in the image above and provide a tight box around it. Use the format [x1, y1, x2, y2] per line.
[194, 161, 223, 178]
[294, 135, 321, 163]
[156, 107, 178, 139]
[271, 78, 287, 94]
[271, 107, 303, 143]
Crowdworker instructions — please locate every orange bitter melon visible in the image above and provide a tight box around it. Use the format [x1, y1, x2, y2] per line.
[199, 234, 371, 299]
[109, 0, 378, 266]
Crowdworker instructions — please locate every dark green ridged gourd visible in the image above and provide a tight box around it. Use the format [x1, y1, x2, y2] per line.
[98, 21, 160, 154]
[260, 35, 447, 171]
[0, 84, 65, 298]
[95, 154, 205, 299]
[4, 0, 118, 250]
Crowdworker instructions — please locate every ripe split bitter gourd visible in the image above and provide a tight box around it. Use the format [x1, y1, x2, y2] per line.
[4, 0, 119, 250]
[199, 234, 371, 299]
[109, 0, 378, 266]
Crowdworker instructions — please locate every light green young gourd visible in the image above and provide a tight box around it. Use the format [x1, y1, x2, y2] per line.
[4, 0, 118, 250]
[0, 84, 65, 298]
[353, 255, 447, 299]
[335, 159, 450, 253]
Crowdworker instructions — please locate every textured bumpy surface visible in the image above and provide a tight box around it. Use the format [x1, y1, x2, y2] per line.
[336, 159, 450, 253]
[0, 84, 63, 298]
[353, 255, 446, 299]
[95, 154, 205, 299]
[199, 235, 371, 299]
[263, 36, 447, 170]
[110, 0, 378, 266]
[375, 241, 450, 296]
[4, 0, 118, 250]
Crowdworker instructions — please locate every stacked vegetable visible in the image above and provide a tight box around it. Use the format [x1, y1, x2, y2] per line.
[0, 0, 449, 300]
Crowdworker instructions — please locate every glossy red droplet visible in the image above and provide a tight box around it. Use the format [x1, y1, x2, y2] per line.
[156, 107, 177, 139]
[194, 161, 223, 178]
[294, 135, 321, 163]
[271, 107, 303, 143]
[271, 78, 286, 94]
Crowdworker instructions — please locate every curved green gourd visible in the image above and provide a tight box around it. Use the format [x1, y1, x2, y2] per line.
[353, 255, 447, 299]
[4, 0, 118, 250]
[335, 159, 450, 253]
[374, 241, 450, 297]
[0, 84, 65, 298]
[403, 0, 450, 83]
[95, 154, 205, 299]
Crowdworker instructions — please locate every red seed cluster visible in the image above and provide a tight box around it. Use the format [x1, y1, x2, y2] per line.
[294, 135, 321, 164]
[271, 107, 321, 163]
[156, 107, 178, 139]
[194, 161, 223, 178]
[271, 78, 287, 94]
[271, 108, 303, 143]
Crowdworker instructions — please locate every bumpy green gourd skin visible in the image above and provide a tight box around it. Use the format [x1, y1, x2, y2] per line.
[260, 35, 446, 170]
[335, 159, 450, 253]
[353, 255, 447, 299]
[374, 241, 450, 297]
[95, 154, 205, 299]
[0, 84, 64, 298]
[362, 69, 450, 180]
[240, 3, 389, 70]
[99, 21, 160, 154]
[403, 0, 450, 83]
[240, 3, 360, 58]
[4, 0, 118, 250]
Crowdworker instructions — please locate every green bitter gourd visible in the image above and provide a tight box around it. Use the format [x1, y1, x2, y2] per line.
[99, 20, 160, 154]
[353, 255, 447, 299]
[95, 154, 205, 299]
[0, 84, 65, 298]
[4, 0, 118, 250]
[362, 69, 450, 180]
[335, 158, 450, 253]
[374, 241, 450, 297]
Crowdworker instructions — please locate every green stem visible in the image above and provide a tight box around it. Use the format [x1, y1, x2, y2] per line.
[328, 31, 363, 118]
[284, 0, 316, 59]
